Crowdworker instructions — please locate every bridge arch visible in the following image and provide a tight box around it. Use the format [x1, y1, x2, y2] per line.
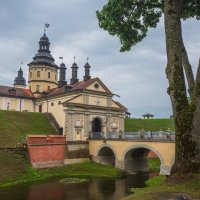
[89, 140, 175, 175]
[122, 144, 164, 174]
[95, 144, 117, 167]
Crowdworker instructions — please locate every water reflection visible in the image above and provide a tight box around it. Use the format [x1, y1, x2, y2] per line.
[0, 173, 155, 200]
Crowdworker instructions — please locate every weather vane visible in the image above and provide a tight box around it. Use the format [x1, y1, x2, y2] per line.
[87, 57, 89, 63]
[44, 23, 50, 34]
[59, 56, 64, 63]
[74, 56, 76, 63]
[20, 62, 23, 69]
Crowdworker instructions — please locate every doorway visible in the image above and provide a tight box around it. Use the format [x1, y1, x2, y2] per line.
[92, 118, 102, 132]
[39, 104, 42, 113]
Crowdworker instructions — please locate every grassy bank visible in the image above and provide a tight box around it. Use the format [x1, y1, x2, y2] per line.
[125, 118, 175, 132]
[0, 151, 122, 187]
[0, 110, 55, 146]
[124, 174, 200, 200]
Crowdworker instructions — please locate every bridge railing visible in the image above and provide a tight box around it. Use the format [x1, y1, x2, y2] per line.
[90, 131, 175, 141]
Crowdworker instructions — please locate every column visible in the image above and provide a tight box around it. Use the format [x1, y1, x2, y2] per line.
[84, 114, 90, 137]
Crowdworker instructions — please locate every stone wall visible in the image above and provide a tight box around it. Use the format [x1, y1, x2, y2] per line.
[66, 141, 89, 159]
[27, 135, 66, 168]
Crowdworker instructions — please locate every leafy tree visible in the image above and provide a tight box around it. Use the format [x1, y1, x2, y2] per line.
[97, 0, 200, 173]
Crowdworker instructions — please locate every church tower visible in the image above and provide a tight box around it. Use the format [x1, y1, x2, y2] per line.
[13, 67, 26, 88]
[28, 32, 58, 96]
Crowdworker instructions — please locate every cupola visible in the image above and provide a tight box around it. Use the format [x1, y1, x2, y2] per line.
[70, 59, 79, 85]
[83, 59, 91, 81]
[13, 67, 26, 88]
[58, 62, 67, 87]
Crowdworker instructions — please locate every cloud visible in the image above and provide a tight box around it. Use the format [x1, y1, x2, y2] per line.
[0, 0, 199, 118]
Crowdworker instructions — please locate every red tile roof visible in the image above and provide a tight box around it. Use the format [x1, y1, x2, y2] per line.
[38, 78, 113, 98]
[0, 85, 34, 99]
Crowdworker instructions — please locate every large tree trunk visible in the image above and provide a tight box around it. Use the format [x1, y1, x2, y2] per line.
[191, 59, 200, 165]
[181, 40, 195, 98]
[164, 0, 198, 173]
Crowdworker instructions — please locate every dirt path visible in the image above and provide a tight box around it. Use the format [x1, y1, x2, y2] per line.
[154, 193, 199, 200]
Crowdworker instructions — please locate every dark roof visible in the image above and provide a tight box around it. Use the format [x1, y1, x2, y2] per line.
[60, 63, 66, 69]
[37, 78, 113, 98]
[142, 113, 154, 117]
[13, 68, 26, 86]
[0, 85, 34, 99]
[28, 33, 58, 69]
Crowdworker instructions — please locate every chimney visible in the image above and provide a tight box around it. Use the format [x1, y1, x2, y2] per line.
[70, 62, 79, 85]
[58, 62, 67, 87]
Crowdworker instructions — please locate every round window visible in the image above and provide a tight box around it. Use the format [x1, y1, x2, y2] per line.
[94, 83, 99, 89]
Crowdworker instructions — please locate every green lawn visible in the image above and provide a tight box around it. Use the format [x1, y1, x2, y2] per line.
[125, 118, 175, 132]
[0, 110, 55, 146]
[124, 174, 200, 200]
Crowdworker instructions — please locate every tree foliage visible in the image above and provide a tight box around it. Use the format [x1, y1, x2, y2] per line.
[97, 0, 200, 52]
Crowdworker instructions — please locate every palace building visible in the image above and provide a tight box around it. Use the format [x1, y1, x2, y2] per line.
[0, 32, 126, 141]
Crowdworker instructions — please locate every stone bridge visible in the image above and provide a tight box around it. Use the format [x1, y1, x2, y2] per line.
[89, 139, 175, 175]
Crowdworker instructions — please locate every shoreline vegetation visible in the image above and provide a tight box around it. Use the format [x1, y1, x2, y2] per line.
[1, 152, 200, 200]
[0, 151, 122, 187]
[0, 150, 160, 187]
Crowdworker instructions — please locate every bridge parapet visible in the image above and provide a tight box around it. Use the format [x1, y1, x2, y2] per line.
[90, 132, 175, 141]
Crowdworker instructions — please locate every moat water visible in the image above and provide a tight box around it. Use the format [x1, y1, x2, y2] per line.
[0, 173, 158, 200]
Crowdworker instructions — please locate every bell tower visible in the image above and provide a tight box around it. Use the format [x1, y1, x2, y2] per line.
[28, 30, 58, 96]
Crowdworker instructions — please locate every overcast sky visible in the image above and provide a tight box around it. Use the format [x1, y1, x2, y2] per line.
[0, 0, 199, 118]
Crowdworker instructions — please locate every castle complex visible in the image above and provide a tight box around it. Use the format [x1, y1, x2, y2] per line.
[0, 32, 126, 141]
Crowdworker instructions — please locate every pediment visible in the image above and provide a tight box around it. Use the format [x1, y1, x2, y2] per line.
[86, 78, 112, 94]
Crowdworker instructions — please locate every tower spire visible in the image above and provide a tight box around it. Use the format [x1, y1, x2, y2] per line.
[83, 57, 91, 81]
[58, 58, 67, 87]
[70, 57, 79, 85]
[13, 64, 26, 88]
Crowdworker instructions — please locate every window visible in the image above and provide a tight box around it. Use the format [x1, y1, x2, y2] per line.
[55, 74, 57, 80]
[30, 72, 32, 78]
[47, 86, 50, 90]
[48, 72, 50, 79]
[51, 102, 54, 106]
[36, 85, 40, 92]
[37, 71, 40, 77]
[94, 83, 99, 89]
[58, 101, 61, 105]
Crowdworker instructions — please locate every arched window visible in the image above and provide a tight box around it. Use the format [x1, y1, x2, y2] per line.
[48, 72, 50, 79]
